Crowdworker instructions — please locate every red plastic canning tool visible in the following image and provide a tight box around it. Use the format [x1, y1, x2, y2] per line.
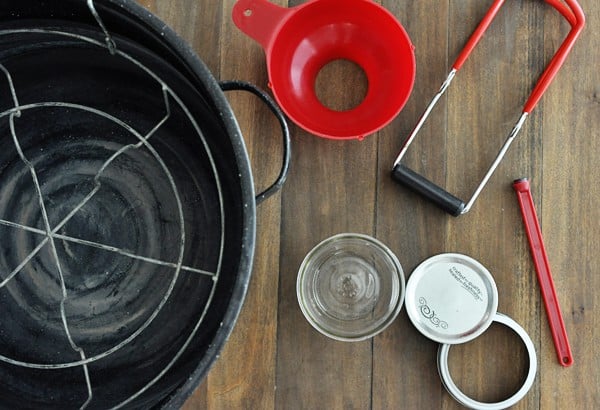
[232, 0, 416, 140]
[513, 178, 573, 367]
[393, 0, 585, 216]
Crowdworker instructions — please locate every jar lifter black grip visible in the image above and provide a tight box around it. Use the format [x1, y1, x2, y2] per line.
[392, 164, 465, 217]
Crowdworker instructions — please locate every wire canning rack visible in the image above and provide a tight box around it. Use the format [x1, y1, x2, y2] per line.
[0, 1, 240, 408]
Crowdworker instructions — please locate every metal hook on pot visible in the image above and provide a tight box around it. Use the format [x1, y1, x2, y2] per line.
[86, 0, 117, 54]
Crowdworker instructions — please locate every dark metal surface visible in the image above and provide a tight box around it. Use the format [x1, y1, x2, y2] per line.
[0, 1, 289, 408]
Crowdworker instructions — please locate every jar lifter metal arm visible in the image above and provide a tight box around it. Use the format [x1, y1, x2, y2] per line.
[392, 0, 585, 217]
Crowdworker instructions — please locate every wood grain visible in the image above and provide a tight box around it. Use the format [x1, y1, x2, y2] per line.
[275, 1, 376, 406]
[539, 3, 600, 408]
[140, 1, 599, 408]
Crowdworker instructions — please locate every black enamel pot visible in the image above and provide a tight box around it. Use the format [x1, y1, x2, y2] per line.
[0, 1, 289, 408]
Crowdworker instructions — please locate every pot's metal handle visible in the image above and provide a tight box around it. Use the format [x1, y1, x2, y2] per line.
[220, 80, 291, 204]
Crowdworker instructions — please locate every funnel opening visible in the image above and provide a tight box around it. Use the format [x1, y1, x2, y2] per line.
[266, 0, 415, 139]
[314, 59, 369, 112]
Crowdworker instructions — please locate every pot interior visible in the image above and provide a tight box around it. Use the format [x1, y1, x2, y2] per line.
[0, 17, 248, 409]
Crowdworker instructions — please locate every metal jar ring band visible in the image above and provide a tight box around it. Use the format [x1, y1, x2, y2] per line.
[437, 312, 537, 410]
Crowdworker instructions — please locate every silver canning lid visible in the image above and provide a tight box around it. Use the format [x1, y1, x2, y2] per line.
[296, 233, 405, 342]
[405, 253, 498, 344]
[437, 312, 537, 410]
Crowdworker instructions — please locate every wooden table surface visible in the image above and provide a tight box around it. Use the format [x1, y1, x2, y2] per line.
[141, 1, 599, 408]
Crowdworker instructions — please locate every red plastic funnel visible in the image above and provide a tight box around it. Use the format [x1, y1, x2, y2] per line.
[233, 0, 416, 140]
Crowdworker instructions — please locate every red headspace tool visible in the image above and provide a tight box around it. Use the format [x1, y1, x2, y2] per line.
[513, 178, 573, 367]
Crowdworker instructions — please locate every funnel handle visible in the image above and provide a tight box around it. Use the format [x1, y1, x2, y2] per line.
[232, 0, 292, 50]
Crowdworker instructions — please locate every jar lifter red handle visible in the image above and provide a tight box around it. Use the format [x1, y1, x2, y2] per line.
[513, 178, 573, 367]
[392, 0, 585, 216]
[453, 0, 585, 114]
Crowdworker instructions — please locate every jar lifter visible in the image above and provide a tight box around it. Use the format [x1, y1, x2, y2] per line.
[392, 0, 585, 216]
